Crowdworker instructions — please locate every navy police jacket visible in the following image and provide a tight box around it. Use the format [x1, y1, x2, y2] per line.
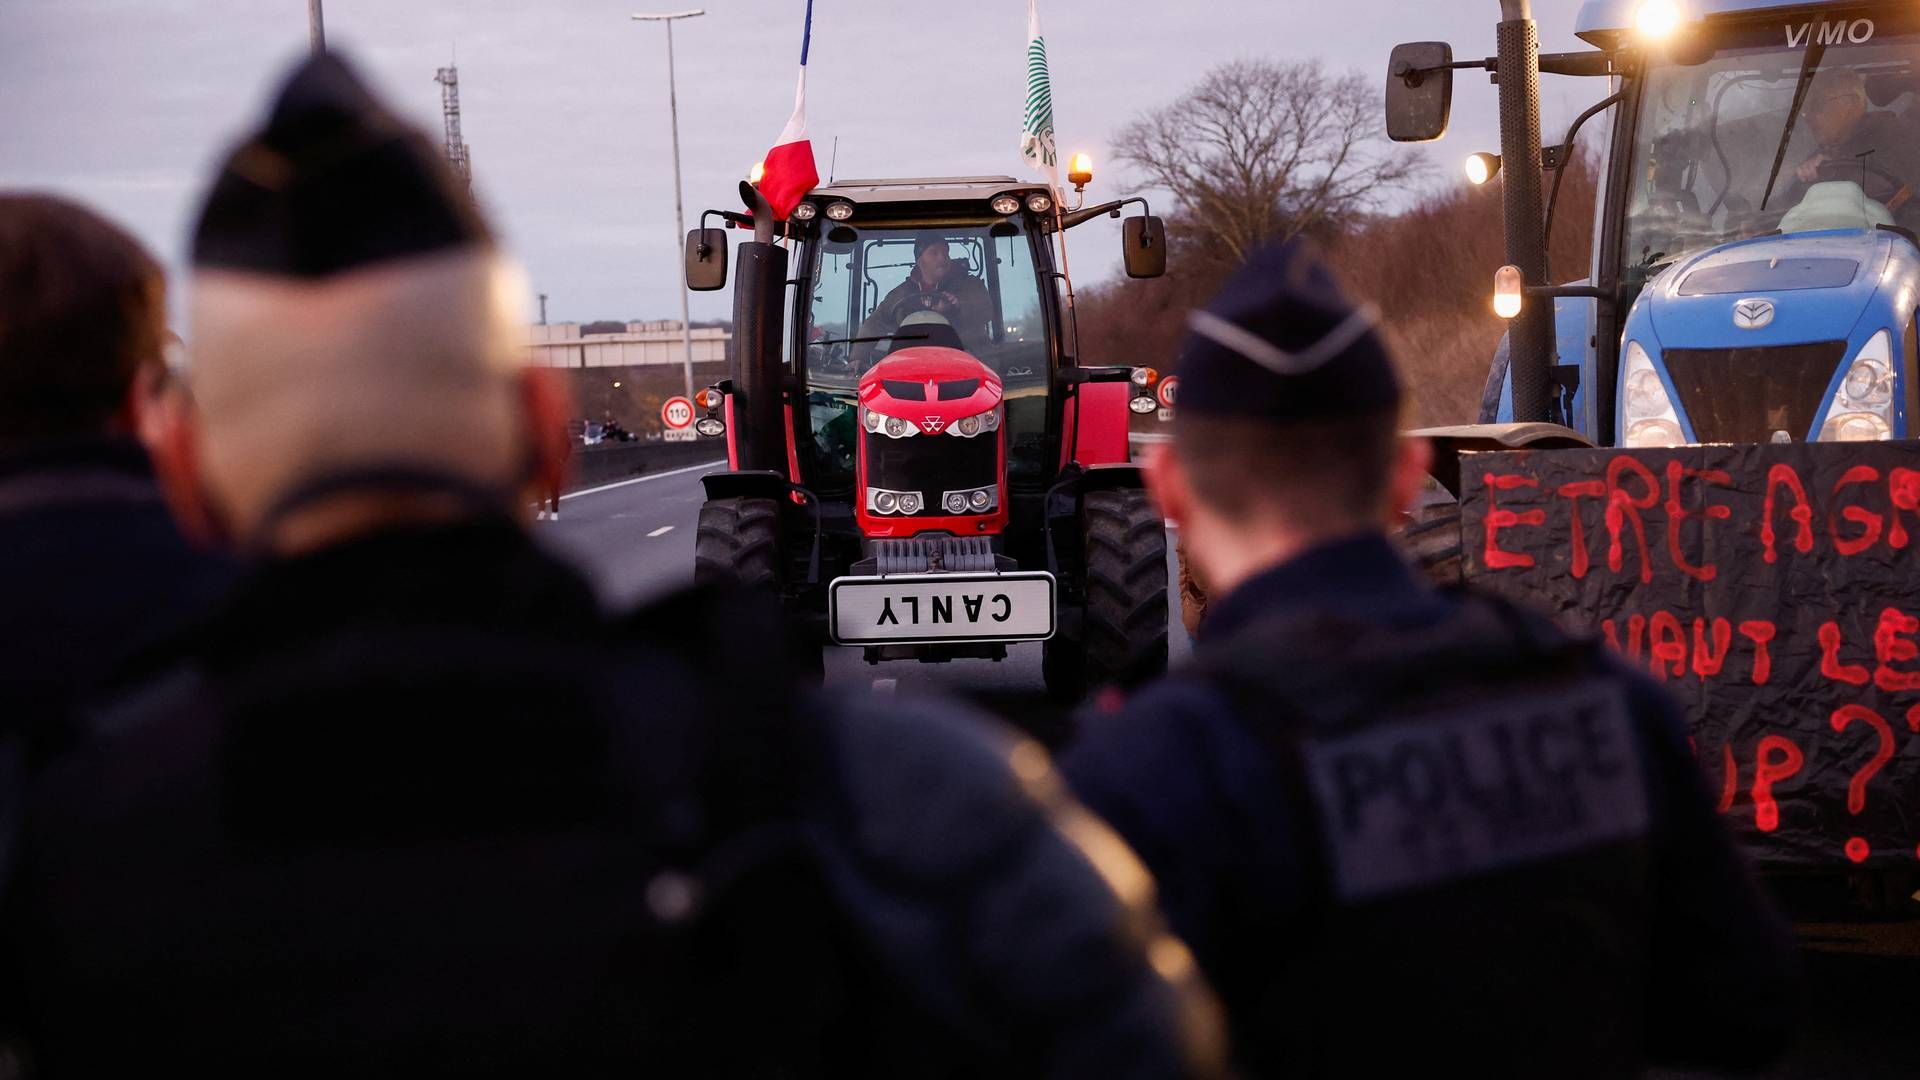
[3, 520, 1223, 1079]
[1059, 533, 1801, 1078]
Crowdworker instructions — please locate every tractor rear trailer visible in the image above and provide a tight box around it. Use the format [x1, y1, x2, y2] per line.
[1390, 0, 1920, 888]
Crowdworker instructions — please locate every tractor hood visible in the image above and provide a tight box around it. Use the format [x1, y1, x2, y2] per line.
[857, 347, 1003, 427]
[1644, 229, 1890, 350]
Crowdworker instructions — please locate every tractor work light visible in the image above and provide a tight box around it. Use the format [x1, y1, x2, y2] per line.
[790, 201, 819, 221]
[1634, 0, 1685, 41]
[1068, 153, 1094, 190]
[825, 200, 856, 221]
[991, 194, 1023, 215]
[1464, 152, 1501, 186]
[1493, 265, 1524, 319]
[694, 417, 726, 437]
[1129, 394, 1159, 414]
[1026, 193, 1054, 214]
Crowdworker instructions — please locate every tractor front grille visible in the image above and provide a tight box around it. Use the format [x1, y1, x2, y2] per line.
[864, 427, 998, 516]
[1661, 341, 1846, 443]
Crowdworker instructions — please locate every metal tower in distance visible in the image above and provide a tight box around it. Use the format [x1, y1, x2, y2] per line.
[433, 65, 471, 191]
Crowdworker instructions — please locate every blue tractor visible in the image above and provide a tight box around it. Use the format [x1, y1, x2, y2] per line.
[1389, 0, 1920, 563]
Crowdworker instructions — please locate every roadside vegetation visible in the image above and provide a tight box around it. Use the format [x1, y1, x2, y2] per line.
[1077, 57, 1598, 428]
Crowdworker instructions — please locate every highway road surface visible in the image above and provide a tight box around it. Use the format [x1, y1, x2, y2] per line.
[535, 458, 1191, 739]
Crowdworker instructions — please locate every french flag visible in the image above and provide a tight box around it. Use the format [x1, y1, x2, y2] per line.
[756, 0, 819, 218]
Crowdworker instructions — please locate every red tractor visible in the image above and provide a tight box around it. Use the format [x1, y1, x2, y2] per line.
[684, 175, 1170, 698]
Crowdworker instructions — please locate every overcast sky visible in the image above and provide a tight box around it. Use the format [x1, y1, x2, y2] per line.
[0, 1, 1593, 326]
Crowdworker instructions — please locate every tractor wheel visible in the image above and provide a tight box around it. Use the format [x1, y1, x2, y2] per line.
[694, 496, 825, 684]
[1399, 499, 1463, 588]
[1046, 489, 1169, 702]
[694, 496, 782, 590]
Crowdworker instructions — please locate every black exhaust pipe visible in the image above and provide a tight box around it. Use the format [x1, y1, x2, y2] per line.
[729, 241, 788, 473]
[1496, 0, 1554, 424]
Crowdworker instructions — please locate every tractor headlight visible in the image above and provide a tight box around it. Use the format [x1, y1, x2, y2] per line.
[1025, 193, 1053, 214]
[867, 487, 921, 515]
[824, 200, 856, 221]
[864, 409, 918, 439]
[1820, 330, 1896, 442]
[945, 406, 1001, 438]
[990, 194, 1022, 215]
[942, 485, 998, 513]
[790, 201, 819, 221]
[1620, 340, 1685, 447]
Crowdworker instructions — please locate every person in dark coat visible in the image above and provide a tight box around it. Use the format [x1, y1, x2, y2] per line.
[0, 196, 234, 758]
[0, 54, 1224, 1080]
[1057, 240, 1801, 1078]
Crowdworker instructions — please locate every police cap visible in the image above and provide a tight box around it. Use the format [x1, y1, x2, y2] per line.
[1175, 239, 1400, 423]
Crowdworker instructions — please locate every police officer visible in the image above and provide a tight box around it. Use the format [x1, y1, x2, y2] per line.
[1058, 240, 1801, 1078]
[0, 55, 1224, 1079]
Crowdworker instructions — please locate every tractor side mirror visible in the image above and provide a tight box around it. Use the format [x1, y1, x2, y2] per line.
[1122, 215, 1167, 279]
[1386, 42, 1453, 143]
[685, 228, 729, 292]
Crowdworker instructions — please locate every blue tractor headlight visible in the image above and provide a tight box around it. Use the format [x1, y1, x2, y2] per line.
[1620, 340, 1685, 448]
[1820, 330, 1897, 442]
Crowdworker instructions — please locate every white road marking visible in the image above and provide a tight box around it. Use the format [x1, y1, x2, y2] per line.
[558, 459, 726, 502]
[647, 525, 675, 538]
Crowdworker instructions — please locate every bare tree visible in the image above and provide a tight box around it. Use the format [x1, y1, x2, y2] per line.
[1114, 59, 1422, 261]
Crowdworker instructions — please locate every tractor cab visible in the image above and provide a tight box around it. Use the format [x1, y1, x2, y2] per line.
[684, 174, 1172, 698]
[793, 188, 1064, 499]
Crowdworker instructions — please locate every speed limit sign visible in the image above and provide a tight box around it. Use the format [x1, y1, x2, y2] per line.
[1156, 375, 1179, 408]
[661, 396, 695, 430]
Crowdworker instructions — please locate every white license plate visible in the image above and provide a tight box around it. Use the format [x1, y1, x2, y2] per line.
[828, 572, 1056, 645]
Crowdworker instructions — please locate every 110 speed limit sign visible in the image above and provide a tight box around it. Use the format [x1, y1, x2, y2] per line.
[661, 396, 695, 430]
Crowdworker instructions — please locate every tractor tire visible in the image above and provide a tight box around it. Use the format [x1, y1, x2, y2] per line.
[693, 495, 825, 683]
[1399, 499, 1464, 588]
[694, 496, 782, 591]
[1046, 489, 1169, 702]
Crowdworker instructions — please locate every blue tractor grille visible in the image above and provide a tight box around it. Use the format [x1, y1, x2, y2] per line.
[1660, 341, 1847, 443]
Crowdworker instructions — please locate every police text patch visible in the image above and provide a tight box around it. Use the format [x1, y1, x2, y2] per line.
[1300, 680, 1649, 901]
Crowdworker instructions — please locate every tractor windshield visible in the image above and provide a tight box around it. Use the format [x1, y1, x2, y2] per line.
[802, 220, 1052, 491]
[1621, 12, 1920, 288]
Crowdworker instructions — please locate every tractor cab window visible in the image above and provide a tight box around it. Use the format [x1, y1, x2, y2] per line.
[1622, 16, 1920, 291]
[803, 220, 1053, 491]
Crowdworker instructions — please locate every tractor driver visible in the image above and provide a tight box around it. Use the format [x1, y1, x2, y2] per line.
[1790, 67, 1920, 224]
[854, 236, 991, 363]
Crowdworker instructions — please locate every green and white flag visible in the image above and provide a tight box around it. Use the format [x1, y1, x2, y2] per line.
[1021, 0, 1058, 187]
